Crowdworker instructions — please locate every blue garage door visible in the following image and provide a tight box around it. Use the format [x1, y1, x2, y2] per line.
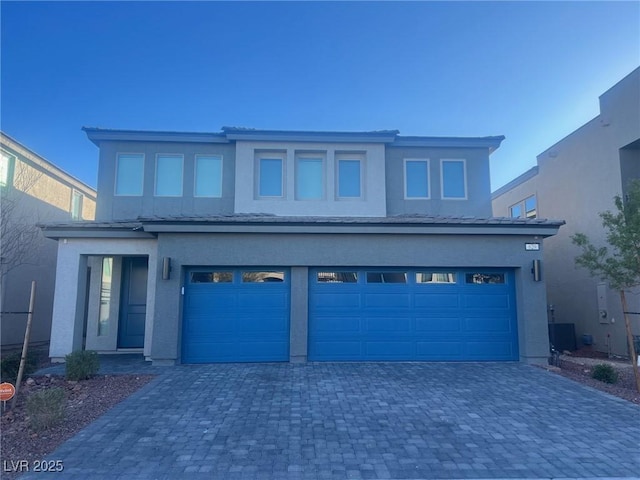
[309, 268, 518, 361]
[182, 268, 290, 363]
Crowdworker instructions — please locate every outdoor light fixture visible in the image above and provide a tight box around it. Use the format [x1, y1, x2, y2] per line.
[162, 257, 171, 280]
[532, 259, 542, 282]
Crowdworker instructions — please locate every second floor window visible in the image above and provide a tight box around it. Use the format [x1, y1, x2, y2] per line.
[259, 157, 283, 197]
[71, 190, 83, 220]
[511, 195, 537, 219]
[194, 155, 222, 197]
[296, 156, 324, 200]
[405, 159, 429, 199]
[337, 158, 362, 198]
[441, 159, 466, 199]
[115, 153, 144, 196]
[155, 154, 183, 196]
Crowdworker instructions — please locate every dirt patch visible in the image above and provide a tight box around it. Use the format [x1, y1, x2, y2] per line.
[1, 374, 154, 480]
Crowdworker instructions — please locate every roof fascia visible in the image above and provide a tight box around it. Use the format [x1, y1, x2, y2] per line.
[392, 135, 505, 152]
[42, 228, 155, 240]
[82, 127, 229, 147]
[222, 129, 398, 143]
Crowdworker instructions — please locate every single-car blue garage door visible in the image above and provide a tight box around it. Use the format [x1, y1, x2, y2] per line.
[309, 268, 518, 361]
[182, 268, 290, 363]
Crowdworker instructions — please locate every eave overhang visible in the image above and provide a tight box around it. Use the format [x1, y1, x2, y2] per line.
[82, 127, 229, 147]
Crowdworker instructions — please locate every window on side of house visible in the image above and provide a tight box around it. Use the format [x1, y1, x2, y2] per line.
[525, 195, 537, 218]
[115, 153, 144, 196]
[295, 155, 324, 200]
[509, 203, 522, 218]
[0, 150, 15, 188]
[337, 155, 363, 199]
[71, 190, 83, 220]
[258, 155, 284, 198]
[155, 154, 183, 196]
[404, 159, 429, 199]
[194, 155, 223, 197]
[441, 159, 466, 199]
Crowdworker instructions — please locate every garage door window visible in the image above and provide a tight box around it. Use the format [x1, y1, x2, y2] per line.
[317, 271, 358, 283]
[465, 273, 505, 284]
[366, 272, 407, 283]
[190, 271, 233, 283]
[242, 271, 285, 282]
[416, 272, 457, 284]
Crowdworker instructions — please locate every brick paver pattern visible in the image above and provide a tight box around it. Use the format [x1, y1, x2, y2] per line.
[24, 362, 640, 479]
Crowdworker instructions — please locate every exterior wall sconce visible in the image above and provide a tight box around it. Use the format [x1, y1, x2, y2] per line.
[532, 259, 542, 282]
[162, 257, 171, 280]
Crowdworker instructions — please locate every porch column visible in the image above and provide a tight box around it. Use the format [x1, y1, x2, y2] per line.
[49, 242, 87, 361]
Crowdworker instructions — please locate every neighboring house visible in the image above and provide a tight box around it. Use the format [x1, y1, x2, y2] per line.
[42, 126, 562, 365]
[492, 67, 640, 358]
[1, 132, 96, 347]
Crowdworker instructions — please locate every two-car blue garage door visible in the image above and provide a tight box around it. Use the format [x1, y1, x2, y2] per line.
[308, 268, 518, 362]
[182, 267, 518, 363]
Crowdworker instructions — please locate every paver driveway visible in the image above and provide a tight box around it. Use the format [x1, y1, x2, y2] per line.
[23, 363, 640, 479]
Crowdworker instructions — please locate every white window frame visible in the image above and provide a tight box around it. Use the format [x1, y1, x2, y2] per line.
[440, 158, 467, 200]
[114, 152, 145, 196]
[71, 189, 84, 220]
[256, 151, 286, 199]
[404, 158, 430, 200]
[510, 195, 537, 219]
[295, 152, 326, 201]
[194, 154, 223, 198]
[154, 154, 184, 197]
[335, 152, 365, 200]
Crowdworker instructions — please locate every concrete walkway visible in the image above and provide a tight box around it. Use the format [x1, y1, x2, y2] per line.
[23, 362, 640, 479]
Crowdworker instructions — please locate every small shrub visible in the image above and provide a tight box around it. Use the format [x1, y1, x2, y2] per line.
[65, 350, 99, 381]
[591, 364, 618, 384]
[0, 350, 40, 383]
[26, 387, 66, 432]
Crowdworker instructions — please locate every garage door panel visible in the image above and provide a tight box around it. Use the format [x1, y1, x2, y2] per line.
[364, 293, 411, 308]
[309, 268, 518, 362]
[415, 316, 462, 332]
[414, 293, 459, 308]
[416, 342, 463, 358]
[311, 293, 361, 309]
[365, 317, 411, 332]
[464, 316, 512, 332]
[182, 268, 290, 363]
[463, 293, 510, 309]
[366, 342, 413, 357]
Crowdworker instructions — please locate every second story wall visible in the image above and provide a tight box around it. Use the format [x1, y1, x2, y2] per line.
[234, 141, 387, 217]
[386, 145, 493, 217]
[96, 140, 236, 221]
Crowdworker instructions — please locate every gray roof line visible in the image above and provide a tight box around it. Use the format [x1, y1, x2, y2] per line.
[491, 166, 539, 199]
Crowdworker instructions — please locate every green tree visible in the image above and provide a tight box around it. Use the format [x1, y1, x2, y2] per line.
[572, 179, 640, 392]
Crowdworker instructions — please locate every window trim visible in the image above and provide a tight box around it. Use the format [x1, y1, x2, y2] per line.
[154, 153, 184, 197]
[114, 152, 145, 196]
[295, 153, 325, 201]
[256, 152, 286, 199]
[0, 149, 16, 188]
[509, 194, 537, 219]
[404, 158, 430, 200]
[440, 158, 467, 200]
[71, 189, 84, 220]
[194, 154, 223, 198]
[336, 153, 365, 200]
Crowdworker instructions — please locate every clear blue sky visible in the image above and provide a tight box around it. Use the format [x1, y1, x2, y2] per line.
[1, 1, 639, 191]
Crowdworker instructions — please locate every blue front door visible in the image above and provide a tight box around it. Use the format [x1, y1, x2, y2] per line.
[308, 268, 518, 361]
[182, 268, 290, 363]
[117, 257, 148, 349]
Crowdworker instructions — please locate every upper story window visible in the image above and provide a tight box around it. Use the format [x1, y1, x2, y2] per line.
[441, 159, 466, 199]
[194, 155, 222, 197]
[258, 153, 285, 197]
[337, 154, 363, 199]
[71, 190, 83, 220]
[404, 159, 429, 199]
[1, 150, 15, 188]
[115, 153, 144, 196]
[295, 154, 324, 200]
[510, 195, 537, 219]
[155, 154, 183, 196]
